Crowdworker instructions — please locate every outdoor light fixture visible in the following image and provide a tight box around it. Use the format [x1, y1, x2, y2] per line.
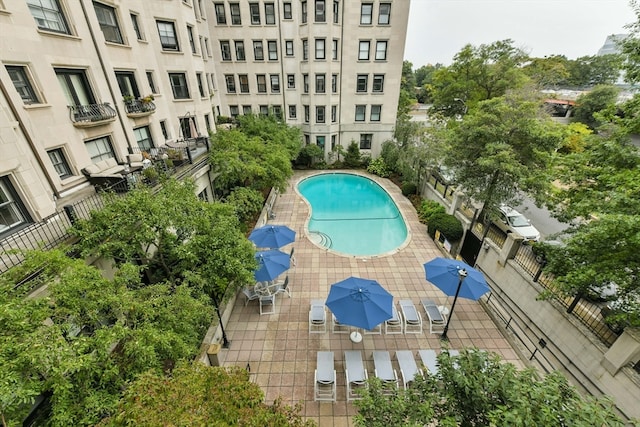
[440, 268, 468, 340]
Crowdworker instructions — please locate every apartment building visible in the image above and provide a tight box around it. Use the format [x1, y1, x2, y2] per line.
[210, 1, 410, 158]
[0, 0, 409, 241]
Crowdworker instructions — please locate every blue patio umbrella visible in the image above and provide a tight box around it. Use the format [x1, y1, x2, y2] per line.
[249, 225, 296, 249]
[423, 257, 490, 339]
[326, 276, 393, 341]
[254, 249, 290, 282]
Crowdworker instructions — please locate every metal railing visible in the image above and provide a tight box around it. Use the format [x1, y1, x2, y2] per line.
[124, 99, 157, 115]
[68, 103, 116, 124]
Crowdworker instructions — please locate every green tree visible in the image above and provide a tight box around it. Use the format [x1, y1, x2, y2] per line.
[430, 40, 529, 117]
[571, 85, 620, 130]
[234, 113, 303, 160]
[103, 363, 314, 426]
[296, 143, 324, 168]
[442, 90, 563, 223]
[225, 186, 265, 230]
[565, 55, 623, 87]
[621, 1, 640, 84]
[354, 349, 624, 427]
[344, 141, 362, 167]
[401, 60, 417, 93]
[522, 55, 571, 89]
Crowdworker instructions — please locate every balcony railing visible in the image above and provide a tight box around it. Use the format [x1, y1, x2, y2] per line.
[69, 103, 117, 127]
[124, 99, 157, 117]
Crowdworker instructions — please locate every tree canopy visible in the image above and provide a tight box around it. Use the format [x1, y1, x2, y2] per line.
[354, 349, 623, 427]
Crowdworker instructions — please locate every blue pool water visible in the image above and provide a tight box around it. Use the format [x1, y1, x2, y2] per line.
[297, 173, 408, 256]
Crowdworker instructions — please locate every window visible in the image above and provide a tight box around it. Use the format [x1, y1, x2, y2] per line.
[285, 40, 294, 56]
[131, 13, 144, 40]
[229, 105, 239, 117]
[331, 74, 338, 93]
[287, 74, 295, 88]
[196, 72, 205, 97]
[160, 120, 169, 140]
[259, 105, 269, 116]
[359, 133, 372, 149]
[169, 72, 190, 98]
[379, 3, 391, 24]
[198, 0, 206, 20]
[235, 40, 245, 60]
[301, 1, 307, 23]
[179, 116, 198, 139]
[267, 40, 277, 60]
[355, 105, 366, 121]
[358, 41, 370, 60]
[157, 20, 179, 51]
[47, 148, 72, 178]
[304, 105, 310, 123]
[5, 66, 39, 104]
[360, 3, 372, 24]
[198, 188, 209, 202]
[204, 38, 211, 56]
[94, 2, 123, 44]
[225, 74, 236, 93]
[220, 40, 231, 60]
[372, 74, 384, 92]
[115, 71, 139, 98]
[27, 0, 70, 34]
[270, 74, 280, 93]
[273, 105, 282, 119]
[283, 2, 292, 19]
[0, 176, 31, 234]
[204, 113, 211, 132]
[333, 0, 339, 23]
[288, 105, 296, 118]
[214, 3, 226, 24]
[302, 39, 308, 60]
[199, 36, 205, 58]
[133, 126, 153, 151]
[249, 3, 260, 24]
[239, 74, 249, 93]
[315, 0, 325, 22]
[331, 105, 337, 122]
[376, 41, 388, 60]
[332, 39, 338, 60]
[315, 39, 325, 60]
[146, 71, 157, 93]
[316, 135, 325, 150]
[315, 74, 325, 93]
[304, 134, 310, 145]
[85, 135, 115, 163]
[205, 72, 212, 94]
[370, 105, 381, 121]
[316, 106, 325, 123]
[265, 3, 275, 24]
[253, 41, 264, 60]
[356, 74, 368, 92]
[243, 105, 252, 115]
[55, 68, 95, 108]
[187, 25, 197, 53]
[303, 74, 309, 93]
[256, 74, 267, 93]
[230, 3, 241, 24]
[331, 134, 336, 149]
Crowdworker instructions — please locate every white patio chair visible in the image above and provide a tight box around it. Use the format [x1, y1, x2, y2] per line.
[241, 287, 260, 306]
[344, 350, 368, 401]
[417, 349, 439, 375]
[332, 314, 350, 334]
[385, 305, 403, 334]
[372, 351, 398, 392]
[396, 350, 422, 389]
[421, 298, 446, 334]
[273, 275, 291, 298]
[259, 294, 276, 315]
[309, 299, 327, 333]
[399, 299, 423, 334]
[314, 351, 336, 402]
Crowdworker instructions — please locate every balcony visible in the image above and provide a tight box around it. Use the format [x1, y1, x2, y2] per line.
[69, 103, 117, 128]
[124, 99, 157, 118]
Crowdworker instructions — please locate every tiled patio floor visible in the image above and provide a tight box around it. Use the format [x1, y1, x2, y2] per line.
[219, 170, 524, 426]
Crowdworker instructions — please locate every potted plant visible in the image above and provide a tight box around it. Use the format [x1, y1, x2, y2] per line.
[140, 94, 155, 104]
[142, 166, 159, 184]
[123, 94, 135, 103]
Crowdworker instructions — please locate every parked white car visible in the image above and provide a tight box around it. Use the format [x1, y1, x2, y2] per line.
[495, 205, 541, 243]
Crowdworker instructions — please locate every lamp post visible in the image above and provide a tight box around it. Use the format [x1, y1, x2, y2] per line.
[211, 291, 231, 348]
[441, 268, 467, 341]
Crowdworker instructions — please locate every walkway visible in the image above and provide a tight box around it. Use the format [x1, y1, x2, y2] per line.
[220, 170, 524, 426]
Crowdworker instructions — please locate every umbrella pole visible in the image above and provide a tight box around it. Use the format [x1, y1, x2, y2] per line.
[441, 268, 467, 341]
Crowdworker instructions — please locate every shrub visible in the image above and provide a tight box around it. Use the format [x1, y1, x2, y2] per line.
[401, 182, 417, 196]
[427, 212, 463, 242]
[295, 144, 324, 168]
[367, 157, 391, 177]
[344, 141, 362, 168]
[225, 187, 265, 229]
[418, 199, 445, 224]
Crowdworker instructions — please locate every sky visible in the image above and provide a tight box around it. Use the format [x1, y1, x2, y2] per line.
[404, 0, 635, 67]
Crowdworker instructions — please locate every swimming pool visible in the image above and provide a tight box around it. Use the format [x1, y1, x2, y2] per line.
[297, 173, 409, 256]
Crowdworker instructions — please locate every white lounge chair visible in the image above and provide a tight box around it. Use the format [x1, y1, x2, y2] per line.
[314, 351, 336, 402]
[309, 299, 327, 333]
[396, 350, 422, 389]
[372, 351, 398, 391]
[332, 314, 350, 334]
[385, 305, 403, 334]
[417, 349, 439, 375]
[399, 299, 423, 334]
[421, 298, 446, 334]
[345, 350, 368, 401]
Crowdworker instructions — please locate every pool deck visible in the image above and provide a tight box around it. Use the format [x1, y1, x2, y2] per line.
[220, 170, 524, 426]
